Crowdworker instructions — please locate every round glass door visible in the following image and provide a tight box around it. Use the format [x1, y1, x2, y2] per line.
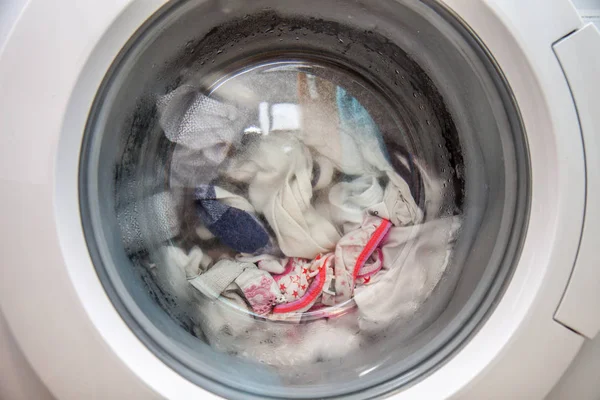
[80, 0, 529, 398]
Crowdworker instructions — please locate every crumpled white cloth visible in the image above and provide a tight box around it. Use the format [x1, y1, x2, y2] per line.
[236, 253, 288, 274]
[226, 134, 341, 259]
[320, 175, 384, 234]
[353, 216, 461, 333]
[317, 171, 422, 237]
[367, 178, 422, 227]
[152, 246, 212, 306]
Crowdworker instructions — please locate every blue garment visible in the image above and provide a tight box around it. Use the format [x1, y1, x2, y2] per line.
[336, 87, 389, 161]
[336, 87, 422, 206]
[194, 185, 270, 254]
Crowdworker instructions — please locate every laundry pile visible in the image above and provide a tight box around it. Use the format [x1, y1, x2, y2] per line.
[123, 75, 461, 366]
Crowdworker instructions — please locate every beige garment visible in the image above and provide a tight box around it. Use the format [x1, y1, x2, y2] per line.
[324, 175, 384, 234]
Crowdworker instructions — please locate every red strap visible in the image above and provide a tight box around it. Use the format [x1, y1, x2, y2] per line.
[352, 219, 392, 281]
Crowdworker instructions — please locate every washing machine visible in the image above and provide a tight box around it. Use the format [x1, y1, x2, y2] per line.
[1, 0, 600, 399]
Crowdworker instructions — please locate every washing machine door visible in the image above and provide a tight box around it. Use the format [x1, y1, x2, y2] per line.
[0, 0, 597, 399]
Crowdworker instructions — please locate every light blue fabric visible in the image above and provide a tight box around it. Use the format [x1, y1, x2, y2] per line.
[336, 87, 389, 162]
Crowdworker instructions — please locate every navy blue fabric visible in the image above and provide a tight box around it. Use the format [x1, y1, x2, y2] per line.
[194, 185, 269, 253]
[194, 185, 228, 221]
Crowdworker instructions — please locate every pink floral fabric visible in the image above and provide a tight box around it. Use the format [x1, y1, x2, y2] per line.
[243, 275, 282, 315]
[235, 269, 285, 315]
[272, 254, 332, 314]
